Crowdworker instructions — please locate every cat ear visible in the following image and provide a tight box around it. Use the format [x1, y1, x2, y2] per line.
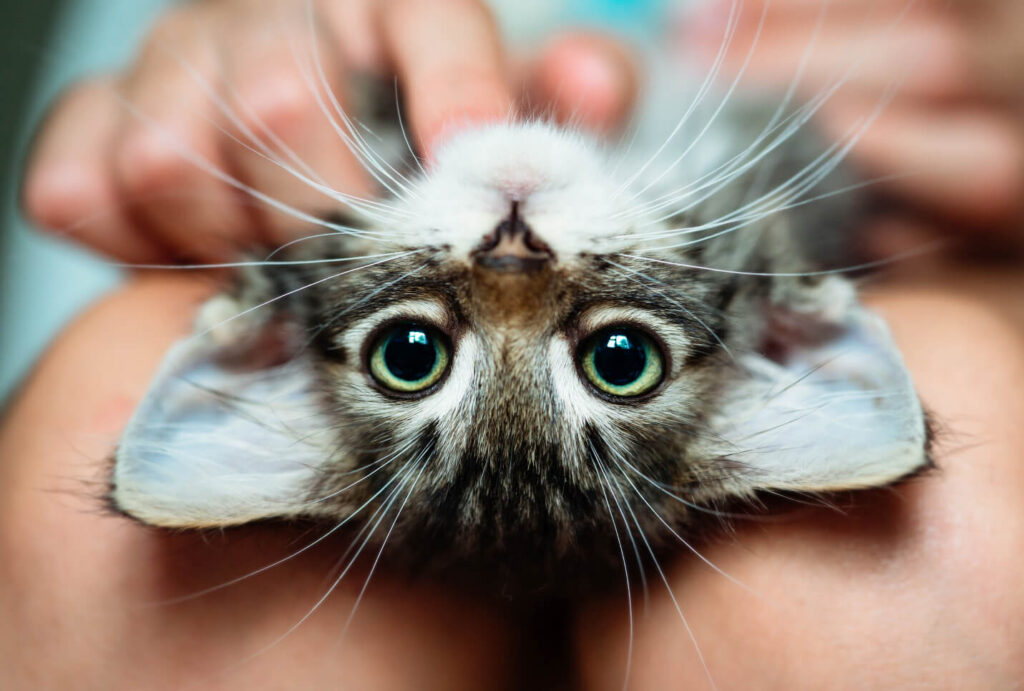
[703, 277, 930, 493]
[111, 298, 333, 528]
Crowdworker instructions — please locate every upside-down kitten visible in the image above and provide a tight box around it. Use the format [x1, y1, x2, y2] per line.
[109, 37, 931, 590]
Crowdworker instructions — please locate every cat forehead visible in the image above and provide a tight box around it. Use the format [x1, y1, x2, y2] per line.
[398, 122, 641, 257]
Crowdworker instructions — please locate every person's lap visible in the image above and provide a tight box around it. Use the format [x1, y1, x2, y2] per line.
[2, 271, 1023, 689]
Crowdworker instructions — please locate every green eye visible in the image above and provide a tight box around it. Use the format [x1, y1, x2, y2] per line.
[369, 324, 450, 394]
[580, 327, 664, 398]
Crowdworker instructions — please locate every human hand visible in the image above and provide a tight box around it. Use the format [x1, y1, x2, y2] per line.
[21, 0, 636, 264]
[684, 0, 1024, 237]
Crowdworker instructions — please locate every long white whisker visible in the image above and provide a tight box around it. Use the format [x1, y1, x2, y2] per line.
[619, 0, 744, 191]
[112, 250, 413, 272]
[229, 459, 415, 667]
[617, 239, 946, 278]
[635, 0, 829, 216]
[134, 41, 403, 226]
[614, 469, 718, 691]
[299, 0, 418, 199]
[192, 250, 424, 342]
[627, 99, 893, 252]
[608, 448, 775, 522]
[589, 441, 649, 611]
[621, 0, 923, 231]
[626, 100, 870, 242]
[305, 438, 419, 505]
[593, 449, 635, 691]
[166, 47, 402, 220]
[339, 451, 430, 637]
[263, 230, 362, 260]
[606, 451, 757, 598]
[634, 0, 772, 197]
[149, 453, 415, 605]
[304, 261, 431, 346]
[605, 262, 734, 360]
[113, 95, 403, 240]
[615, 85, 847, 224]
[394, 77, 426, 176]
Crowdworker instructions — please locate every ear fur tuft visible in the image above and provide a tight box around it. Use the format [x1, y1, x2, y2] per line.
[704, 278, 930, 492]
[112, 312, 334, 528]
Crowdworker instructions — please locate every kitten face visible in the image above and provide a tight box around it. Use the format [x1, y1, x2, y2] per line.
[112, 121, 931, 580]
[267, 124, 744, 557]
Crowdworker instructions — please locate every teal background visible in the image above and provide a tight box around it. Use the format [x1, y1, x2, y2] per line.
[0, 0, 174, 401]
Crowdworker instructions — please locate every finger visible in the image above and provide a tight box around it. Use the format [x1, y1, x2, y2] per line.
[859, 215, 949, 265]
[526, 32, 638, 135]
[957, 0, 1024, 101]
[220, 12, 372, 244]
[692, 0, 942, 27]
[820, 98, 1024, 227]
[21, 79, 170, 264]
[114, 10, 255, 263]
[684, 7, 975, 102]
[378, 0, 513, 158]
[315, 0, 383, 72]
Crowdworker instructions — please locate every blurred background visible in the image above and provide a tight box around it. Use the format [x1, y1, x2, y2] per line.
[1, 0, 175, 401]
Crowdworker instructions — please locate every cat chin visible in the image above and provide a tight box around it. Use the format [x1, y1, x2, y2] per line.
[396, 121, 639, 261]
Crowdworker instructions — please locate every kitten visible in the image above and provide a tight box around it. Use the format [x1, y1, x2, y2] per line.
[109, 53, 931, 589]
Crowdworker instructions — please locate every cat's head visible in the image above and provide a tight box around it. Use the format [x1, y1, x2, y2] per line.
[111, 123, 930, 571]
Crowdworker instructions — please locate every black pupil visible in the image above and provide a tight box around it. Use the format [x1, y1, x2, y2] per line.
[384, 327, 437, 382]
[593, 331, 646, 386]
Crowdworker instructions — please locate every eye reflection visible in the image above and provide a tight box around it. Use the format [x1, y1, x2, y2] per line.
[370, 324, 449, 393]
[580, 326, 664, 399]
[597, 333, 647, 386]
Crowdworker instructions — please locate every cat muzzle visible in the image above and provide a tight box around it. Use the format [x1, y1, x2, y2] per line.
[472, 202, 553, 273]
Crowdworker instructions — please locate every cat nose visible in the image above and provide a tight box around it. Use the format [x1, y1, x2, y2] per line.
[472, 203, 553, 273]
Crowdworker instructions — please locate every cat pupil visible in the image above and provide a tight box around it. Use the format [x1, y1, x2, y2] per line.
[594, 331, 646, 385]
[384, 328, 437, 381]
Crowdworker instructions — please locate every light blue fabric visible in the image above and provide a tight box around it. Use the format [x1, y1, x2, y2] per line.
[0, 0, 173, 400]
